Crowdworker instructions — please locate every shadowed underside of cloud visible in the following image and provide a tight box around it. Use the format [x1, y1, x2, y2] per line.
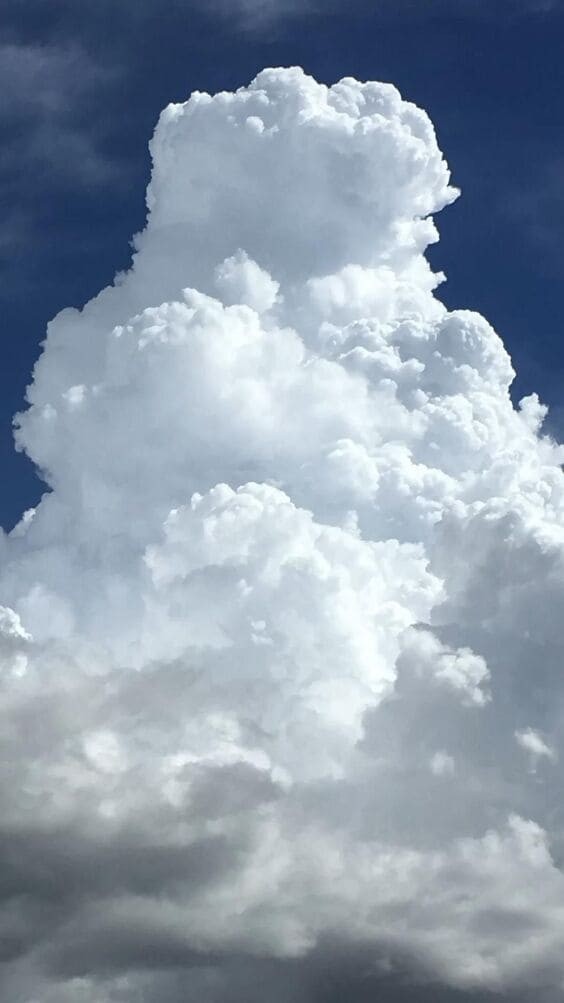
[2, 66, 564, 1001]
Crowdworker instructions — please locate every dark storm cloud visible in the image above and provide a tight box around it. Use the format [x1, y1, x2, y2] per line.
[2, 945, 554, 1003]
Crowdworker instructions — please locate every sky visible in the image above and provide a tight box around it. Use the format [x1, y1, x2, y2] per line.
[3, 3, 564, 1003]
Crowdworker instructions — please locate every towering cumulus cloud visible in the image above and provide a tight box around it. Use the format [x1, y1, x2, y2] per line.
[2, 68, 564, 1002]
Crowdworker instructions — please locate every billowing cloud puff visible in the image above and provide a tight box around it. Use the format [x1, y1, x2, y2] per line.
[2, 67, 564, 1002]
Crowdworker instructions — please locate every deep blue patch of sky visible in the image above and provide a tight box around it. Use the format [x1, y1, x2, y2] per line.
[2, 0, 564, 529]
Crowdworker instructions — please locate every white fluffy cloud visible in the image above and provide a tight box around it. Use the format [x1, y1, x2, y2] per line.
[2, 67, 564, 1001]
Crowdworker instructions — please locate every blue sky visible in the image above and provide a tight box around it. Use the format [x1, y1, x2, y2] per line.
[2, 0, 564, 528]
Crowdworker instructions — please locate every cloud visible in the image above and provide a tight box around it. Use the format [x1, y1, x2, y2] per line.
[0, 40, 121, 274]
[0, 37, 127, 308]
[2, 66, 564, 1002]
[0, 41, 118, 181]
[210, 0, 315, 27]
[515, 727, 556, 770]
[0, 0, 312, 38]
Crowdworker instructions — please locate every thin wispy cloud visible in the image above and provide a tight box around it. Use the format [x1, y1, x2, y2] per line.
[0, 41, 120, 183]
[0, 39, 126, 306]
